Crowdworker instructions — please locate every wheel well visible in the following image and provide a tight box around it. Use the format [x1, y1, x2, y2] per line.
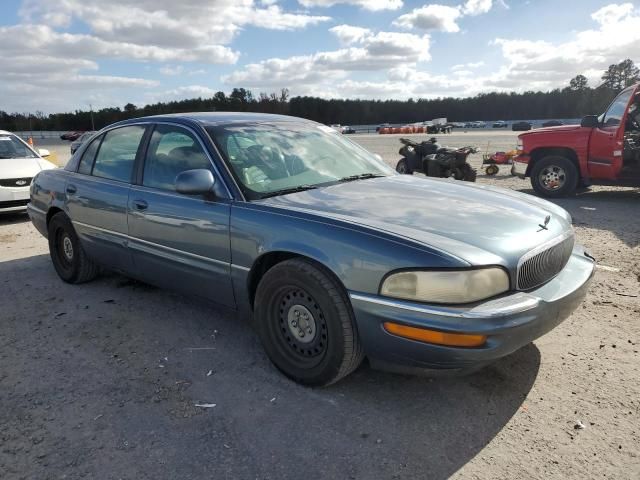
[247, 252, 342, 310]
[527, 147, 579, 176]
[46, 207, 64, 227]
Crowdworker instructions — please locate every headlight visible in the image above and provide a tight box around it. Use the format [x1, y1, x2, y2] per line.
[380, 268, 510, 304]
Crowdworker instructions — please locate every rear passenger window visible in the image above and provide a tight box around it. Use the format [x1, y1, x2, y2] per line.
[92, 126, 145, 183]
[78, 136, 102, 175]
[143, 125, 212, 191]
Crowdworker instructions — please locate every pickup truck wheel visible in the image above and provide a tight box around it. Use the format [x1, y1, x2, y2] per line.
[254, 258, 364, 386]
[48, 212, 99, 284]
[530, 156, 578, 197]
[396, 159, 412, 174]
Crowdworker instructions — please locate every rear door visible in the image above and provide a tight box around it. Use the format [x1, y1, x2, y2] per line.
[66, 124, 147, 272]
[588, 86, 636, 179]
[127, 123, 235, 306]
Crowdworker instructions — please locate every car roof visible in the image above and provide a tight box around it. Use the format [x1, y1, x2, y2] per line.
[0, 130, 15, 135]
[111, 112, 315, 129]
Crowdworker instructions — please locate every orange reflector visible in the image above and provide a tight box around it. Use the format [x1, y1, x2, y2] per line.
[383, 322, 486, 348]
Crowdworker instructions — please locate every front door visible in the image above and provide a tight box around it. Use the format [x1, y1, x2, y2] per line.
[65, 125, 147, 272]
[588, 86, 636, 179]
[127, 123, 235, 307]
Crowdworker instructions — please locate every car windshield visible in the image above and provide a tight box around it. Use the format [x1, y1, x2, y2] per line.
[207, 122, 393, 199]
[0, 134, 37, 159]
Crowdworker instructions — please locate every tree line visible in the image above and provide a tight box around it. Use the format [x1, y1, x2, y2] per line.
[2, 59, 638, 132]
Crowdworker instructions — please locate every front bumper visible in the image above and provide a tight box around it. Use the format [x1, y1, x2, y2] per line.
[512, 156, 530, 178]
[349, 246, 594, 374]
[0, 186, 30, 212]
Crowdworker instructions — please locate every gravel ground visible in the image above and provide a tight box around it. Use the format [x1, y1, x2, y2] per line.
[1, 132, 639, 479]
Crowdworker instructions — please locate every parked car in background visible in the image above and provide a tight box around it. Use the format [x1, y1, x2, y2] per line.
[28, 113, 594, 385]
[0, 130, 57, 212]
[341, 126, 356, 134]
[70, 131, 96, 154]
[471, 121, 486, 128]
[492, 121, 508, 128]
[541, 120, 564, 128]
[60, 131, 83, 141]
[512, 121, 533, 131]
[513, 83, 640, 197]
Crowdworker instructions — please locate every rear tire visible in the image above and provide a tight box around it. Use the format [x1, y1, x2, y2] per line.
[396, 159, 412, 174]
[530, 155, 578, 197]
[48, 212, 99, 284]
[254, 258, 364, 386]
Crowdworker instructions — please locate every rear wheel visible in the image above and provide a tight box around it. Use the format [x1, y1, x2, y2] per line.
[254, 258, 364, 386]
[395, 159, 412, 174]
[530, 155, 578, 197]
[48, 212, 99, 283]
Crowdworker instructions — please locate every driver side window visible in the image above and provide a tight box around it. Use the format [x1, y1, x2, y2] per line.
[143, 125, 212, 192]
[602, 89, 633, 127]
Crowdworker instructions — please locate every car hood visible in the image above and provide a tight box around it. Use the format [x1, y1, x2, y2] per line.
[0, 157, 54, 178]
[522, 124, 582, 136]
[259, 175, 573, 267]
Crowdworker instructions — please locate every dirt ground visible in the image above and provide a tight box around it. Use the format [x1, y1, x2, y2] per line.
[1, 132, 639, 479]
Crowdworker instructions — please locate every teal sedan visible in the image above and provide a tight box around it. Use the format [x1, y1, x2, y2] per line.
[28, 113, 595, 385]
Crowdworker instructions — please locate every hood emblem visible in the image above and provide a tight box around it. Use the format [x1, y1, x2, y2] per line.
[538, 215, 551, 231]
[15, 179, 28, 186]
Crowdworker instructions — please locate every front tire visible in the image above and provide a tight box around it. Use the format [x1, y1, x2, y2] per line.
[48, 212, 99, 283]
[254, 259, 364, 386]
[530, 155, 578, 197]
[396, 159, 412, 174]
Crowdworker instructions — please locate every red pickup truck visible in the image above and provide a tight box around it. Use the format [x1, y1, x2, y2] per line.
[513, 83, 640, 197]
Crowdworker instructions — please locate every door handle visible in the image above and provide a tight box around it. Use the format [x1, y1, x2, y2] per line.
[133, 199, 148, 210]
[66, 184, 77, 195]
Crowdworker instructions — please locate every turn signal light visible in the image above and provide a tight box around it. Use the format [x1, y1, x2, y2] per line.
[383, 322, 486, 348]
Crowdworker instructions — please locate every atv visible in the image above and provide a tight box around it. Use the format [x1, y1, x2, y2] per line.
[395, 137, 477, 182]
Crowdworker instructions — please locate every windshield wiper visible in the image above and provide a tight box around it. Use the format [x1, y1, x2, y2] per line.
[260, 184, 318, 199]
[337, 173, 385, 183]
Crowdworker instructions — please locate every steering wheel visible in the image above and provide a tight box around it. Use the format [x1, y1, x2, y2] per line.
[246, 145, 290, 178]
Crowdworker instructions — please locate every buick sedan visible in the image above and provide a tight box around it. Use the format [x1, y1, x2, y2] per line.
[28, 113, 595, 385]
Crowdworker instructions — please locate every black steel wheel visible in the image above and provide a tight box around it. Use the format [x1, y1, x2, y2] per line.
[48, 212, 99, 283]
[254, 258, 364, 386]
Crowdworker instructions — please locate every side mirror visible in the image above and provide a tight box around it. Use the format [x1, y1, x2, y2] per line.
[175, 169, 215, 195]
[580, 115, 600, 128]
[37, 148, 51, 157]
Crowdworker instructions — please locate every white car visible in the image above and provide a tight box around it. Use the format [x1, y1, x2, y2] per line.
[0, 130, 57, 213]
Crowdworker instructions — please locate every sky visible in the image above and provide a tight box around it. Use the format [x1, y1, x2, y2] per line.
[1, 0, 639, 113]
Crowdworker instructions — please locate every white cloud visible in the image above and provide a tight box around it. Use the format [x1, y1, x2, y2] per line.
[2, 0, 331, 112]
[394, 0, 500, 33]
[451, 61, 485, 71]
[297, 0, 403, 11]
[223, 27, 431, 88]
[329, 25, 372, 44]
[394, 5, 462, 32]
[461, 0, 493, 16]
[491, 2, 640, 90]
[19, 0, 331, 51]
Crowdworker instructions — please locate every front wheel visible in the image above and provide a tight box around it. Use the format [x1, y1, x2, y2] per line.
[48, 212, 99, 283]
[396, 159, 412, 174]
[530, 156, 578, 197]
[254, 259, 364, 386]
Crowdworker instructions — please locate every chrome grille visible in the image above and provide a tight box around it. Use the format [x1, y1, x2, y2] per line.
[517, 233, 575, 290]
